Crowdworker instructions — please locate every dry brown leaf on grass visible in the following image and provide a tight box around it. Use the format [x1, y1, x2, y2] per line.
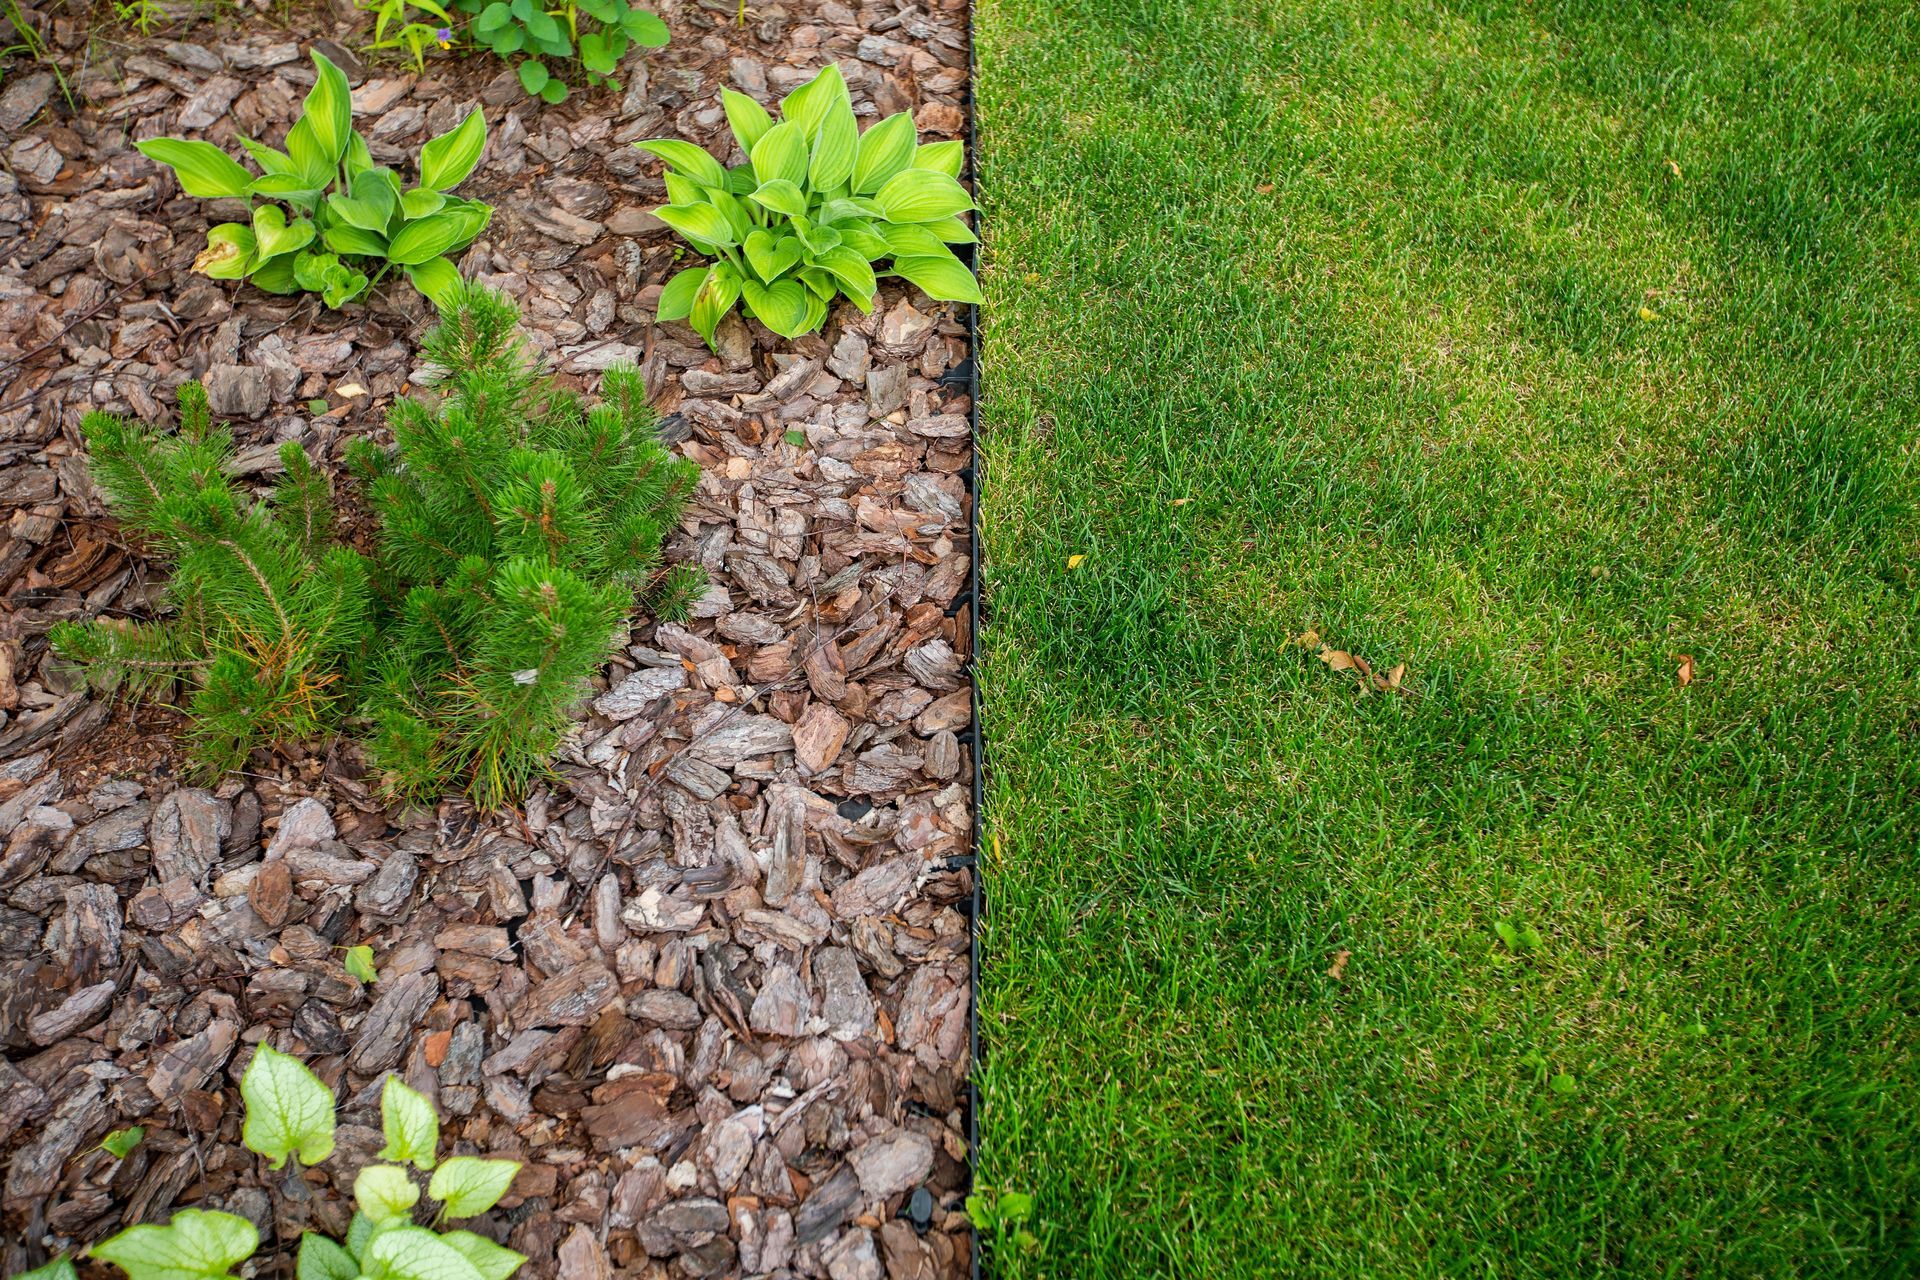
[1311, 636, 1411, 696]
[1675, 654, 1695, 686]
[1326, 949, 1352, 981]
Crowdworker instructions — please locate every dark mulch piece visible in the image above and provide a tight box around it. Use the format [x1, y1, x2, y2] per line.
[0, 1, 975, 1275]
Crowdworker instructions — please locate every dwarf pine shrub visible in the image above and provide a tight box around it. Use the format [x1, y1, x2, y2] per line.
[52, 287, 699, 807]
[346, 287, 701, 807]
[48, 384, 374, 775]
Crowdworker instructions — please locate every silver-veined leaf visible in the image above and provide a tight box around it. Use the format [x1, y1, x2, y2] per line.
[378, 1076, 439, 1170]
[436, 1234, 527, 1280]
[296, 1233, 358, 1280]
[428, 1156, 522, 1219]
[136, 139, 253, 198]
[890, 253, 983, 304]
[851, 112, 916, 195]
[240, 1043, 336, 1170]
[874, 168, 975, 223]
[91, 1209, 259, 1280]
[635, 139, 729, 191]
[721, 87, 773, 153]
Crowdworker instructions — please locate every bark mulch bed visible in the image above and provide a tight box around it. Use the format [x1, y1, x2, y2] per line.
[0, 2, 977, 1276]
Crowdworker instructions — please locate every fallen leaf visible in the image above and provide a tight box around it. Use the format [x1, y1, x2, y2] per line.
[1255, 183, 1274, 194]
[1169, 497, 1191, 507]
[343, 945, 378, 985]
[336, 381, 369, 398]
[1386, 663, 1406, 690]
[1675, 654, 1694, 686]
[1066, 554, 1086, 570]
[1319, 648, 1356, 672]
[1666, 157, 1682, 179]
[424, 1030, 451, 1068]
[1294, 629, 1321, 650]
[1326, 949, 1351, 981]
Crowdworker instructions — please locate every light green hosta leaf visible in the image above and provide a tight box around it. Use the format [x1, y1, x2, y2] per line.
[877, 222, 948, 258]
[874, 169, 974, 224]
[780, 62, 847, 142]
[914, 140, 965, 177]
[240, 137, 298, 177]
[797, 265, 836, 301]
[722, 87, 773, 153]
[890, 253, 983, 305]
[379, 1076, 439, 1170]
[923, 214, 977, 244]
[193, 224, 256, 280]
[741, 278, 809, 338]
[436, 1233, 527, 1280]
[402, 187, 446, 219]
[387, 211, 475, 265]
[690, 261, 742, 346]
[663, 171, 704, 207]
[851, 112, 916, 195]
[795, 220, 841, 255]
[136, 139, 253, 198]
[324, 223, 389, 257]
[240, 1042, 336, 1170]
[835, 222, 892, 259]
[296, 1234, 358, 1280]
[635, 139, 729, 192]
[354, 1163, 421, 1223]
[800, 285, 829, 334]
[814, 246, 876, 304]
[363, 1228, 486, 1280]
[657, 265, 709, 322]
[345, 130, 375, 183]
[747, 178, 807, 219]
[304, 52, 354, 165]
[750, 121, 807, 188]
[16, 1258, 77, 1280]
[420, 109, 486, 192]
[708, 187, 754, 242]
[405, 258, 465, 309]
[809, 95, 857, 192]
[250, 253, 300, 294]
[743, 229, 803, 283]
[285, 117, 336, 190]
[429, 1157, 521, 1219]
[344, 944, 378, 984]
[654, 202, 735, 249]
[249, 173, 325, 205]
[252, 206, 315, 261]
[91, 1209, 259, 1280]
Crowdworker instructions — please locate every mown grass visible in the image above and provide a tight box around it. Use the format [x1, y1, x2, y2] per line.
[972, 1, 1920, 1275]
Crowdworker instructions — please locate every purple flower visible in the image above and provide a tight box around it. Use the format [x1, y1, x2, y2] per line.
[436, 26, 452, 39]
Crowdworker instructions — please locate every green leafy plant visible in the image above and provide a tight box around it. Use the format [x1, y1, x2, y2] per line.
[100, 1126, 146, 1159]
[86, 1044, 526, 1280]
[52, 288, 699, 808]
[360, 0, 458, 72]
[135, 50, 491, 309]
[113, 0, 167, 35]
[966, 1187, 1039, 1266]
[344, 943, 380, 984]
[639, 62, 981, 348]
[450, 0, 666, 104]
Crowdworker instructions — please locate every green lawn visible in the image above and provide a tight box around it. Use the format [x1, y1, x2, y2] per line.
[972, 1, 1920, 1275]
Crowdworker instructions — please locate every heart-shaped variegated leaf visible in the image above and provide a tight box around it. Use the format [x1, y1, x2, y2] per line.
[251, 206, 316, 260]
[240, 1043, 335, 1169]
[741, 278, 811, 338]
[428, 1156, 522, 1219]
[91, 1209, 259, 1280]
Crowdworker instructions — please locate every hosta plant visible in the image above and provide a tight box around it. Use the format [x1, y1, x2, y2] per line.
[136, 49, 491, 309]
[79, 1043, 527, 1280]
[451, 0, 667, 103]
[639, 62, 981, 348]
